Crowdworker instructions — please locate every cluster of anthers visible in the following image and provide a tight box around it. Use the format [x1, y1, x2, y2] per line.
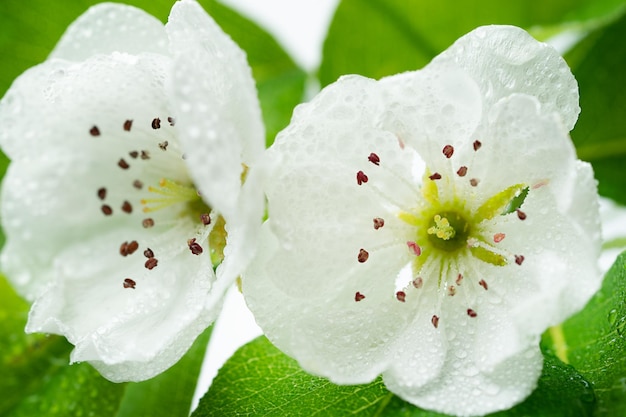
[352, 138, 543, 328]
[90, 116, 223, 290]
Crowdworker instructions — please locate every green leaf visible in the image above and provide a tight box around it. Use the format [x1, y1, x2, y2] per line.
[319, 0, 625, 86]
[0, 271, 212, 417]
[542, 251, 626, 416]
[193, 336, 394, 416]
[0, 0, 305, 148]
[567, 12, 626, 204]
[195, 336, 595, 416]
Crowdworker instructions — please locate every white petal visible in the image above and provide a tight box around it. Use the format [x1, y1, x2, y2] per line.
[50, 3, 168, 61]
[166, 0, 264, 221]
[431, 25, 579, 130]
[26, 222, 218, 382]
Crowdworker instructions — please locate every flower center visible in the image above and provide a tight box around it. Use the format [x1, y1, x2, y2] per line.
[426, 212, 470, 252]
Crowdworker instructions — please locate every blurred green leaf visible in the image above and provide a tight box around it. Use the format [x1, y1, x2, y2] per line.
[567, 12, 626, 204]
[542, 251, 626, 416]
[319, 0, 625, 86]
[0, 270, 212, 416]
[0, 0, 305, 147]
[194, 336, 595, 417]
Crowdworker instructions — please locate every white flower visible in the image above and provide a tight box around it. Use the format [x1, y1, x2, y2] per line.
[0, 0, 264, 382]
[244, 26, 601, 416]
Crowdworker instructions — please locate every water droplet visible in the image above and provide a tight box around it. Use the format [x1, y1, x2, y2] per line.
[608, 309, 618, 326]
[617, 318, 626, 337]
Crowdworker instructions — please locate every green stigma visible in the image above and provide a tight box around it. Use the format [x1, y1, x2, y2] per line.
[426, 211, 470, 252]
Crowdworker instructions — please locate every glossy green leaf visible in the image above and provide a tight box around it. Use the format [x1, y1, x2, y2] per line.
[567, 12, 626, 204]
[0, 272, 213, 417]
[542, 251, 626, 416]
[319, 0, 625, 86]
[194, 336, 595, 416]
[0, 0, 305, 147]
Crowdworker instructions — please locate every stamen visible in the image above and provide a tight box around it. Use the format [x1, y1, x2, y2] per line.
[90, 126, 100, 137]
[356, 171, 368, 185]
[168, 116, 175, 126]
[141, 179, 199, 213]
[373, 217, 385, 230]
[145, 258, 158, 270]
[140, 150, 150, 160]
[124, 119, 133, 131]
[516, 209, 527, 220]
[368, 153, 380, 165]
[127, 240, 139, 255]
[443, 145, 454, 158]
[142, 218, 155, 228]
[121, 201, 132, 214]
[152, 118, 161, 129]
[467, 308, 477, 318]
[479, 279, 488, 290]
[456, 273, 464, 285]
[427, 215, 455, 240]
[118, 159, 130, 170]
[159, 141, 169, 151]
[358, 248, 369, 263]
[448, 285, 456, 296]
[431, 315, 439, 328]
[123, 278, 136, 289]
[429, 172, 442, 180]
[201, 213, 211, 225]
[493, 233, 505, 243]
[133, 180, 144, 190]
[396, 291, 406, 302]
[469, 178, 479, 187]
[188, 238, 204, 255]
[413, 277, 423, 288]
[129, 151, 139, 159]
[457, 166, 468, 177]
[143, 248, 154, 258]
[515, 255, 525, 265]
[407, 241, 421, 256]
[97, 187, 107, 200]
[101, 205, 113, 216]
[473, 140, 482, 151]
[355, 292, 365, 302]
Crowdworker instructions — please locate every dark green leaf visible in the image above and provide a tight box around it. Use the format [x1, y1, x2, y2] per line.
[567, 12, 626, 204]
[543, 251, 626, 416]
[193, 336, 394, 416]
[195, 336, 595, 417]
[319, 0, 625, 86]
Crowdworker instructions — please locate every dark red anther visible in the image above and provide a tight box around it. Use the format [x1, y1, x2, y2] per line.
[90, 126, 100, 136]
[140, 150, 150, 160]
[373, 217, 385, 230]
[188, 238, 204, 255]
[120, 241, 129, 256]
[123, 278, 136, 289]
[431, 315, 439, 328]
[118, 159, 130, 169]
[126, 240, 139, 255]
[168, 117, 175, 126]
[356, 170, 368, 185]
[101, 205, 113, 216]
[145, 258, 158, 270]
[129, 151, 139, 159]
[479, 279, 488, 290]
[429, 172, 442, 180]
[357, 248, 369, 263]
[473, 140, 482, 151]
[97, 187, 107, 200]
[457, 166, 468, 177]
[152, 118, 161, 129]
[368, 153, 380, 166]
[456, 273, 463, 285]
[142, 218, 155, 228]
[159, 141, 169, 151]
[443, 145, 454, 158]
[355, 292, 365, 302]
[469, 178, 479, 187]
[467, 308, 477, 318]
[133, 180, 144, 189]
[143, 248, 154, 258]
[124, 119, 133, 131]
[407, 241, 421, 256]
[448, 285, 456, 296]
[121, 201, 132, 214]
[200, 213, 211, 225]
[516, 209, 527, 220]
[413, 277, 423, 288]
[396, 291, 406, 302]
[515, 255, 525, 265]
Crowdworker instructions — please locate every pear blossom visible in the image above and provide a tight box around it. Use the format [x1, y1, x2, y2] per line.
[0, 0, 264, 381]
[243, 26, 601, 416]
